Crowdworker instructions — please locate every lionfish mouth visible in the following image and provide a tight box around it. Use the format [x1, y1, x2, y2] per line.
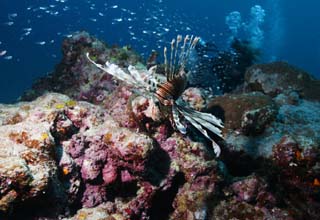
[87, 34, 224, 156]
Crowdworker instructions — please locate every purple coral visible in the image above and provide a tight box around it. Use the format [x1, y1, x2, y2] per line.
[230, 175, 276, 207]
[80, 138, 108, 181]
[81, 184, 107, 208]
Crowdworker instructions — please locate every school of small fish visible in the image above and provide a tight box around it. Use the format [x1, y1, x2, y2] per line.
[1, 0, 219, 61]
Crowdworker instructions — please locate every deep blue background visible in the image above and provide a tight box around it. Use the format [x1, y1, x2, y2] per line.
[0, 0, 319, 103]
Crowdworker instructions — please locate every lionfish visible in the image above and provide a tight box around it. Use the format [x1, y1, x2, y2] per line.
[86, 35, 224, 156]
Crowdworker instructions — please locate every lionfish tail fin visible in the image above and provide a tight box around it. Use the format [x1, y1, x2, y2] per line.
[175, 104, 223, 157]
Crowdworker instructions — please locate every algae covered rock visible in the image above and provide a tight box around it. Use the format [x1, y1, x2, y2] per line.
[207, 92, 278, 135]
[212, 199, 294, 220]
[21, 31, 142, 102]
[244, 61, 320, 101]
[0, 93, 67, 215]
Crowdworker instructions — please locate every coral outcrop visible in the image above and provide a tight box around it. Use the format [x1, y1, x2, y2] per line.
[21, 31, 142, 102]
[0, 92, 222, 219]
[207, 92, 277, 135]
[206, 61, 320, 219]
[244, 61, 320, 101]
[0, 30, 223, 218]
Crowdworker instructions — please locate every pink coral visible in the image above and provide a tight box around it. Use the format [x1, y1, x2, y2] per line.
[181, 87, 206, 110]
[121, 170, 135, 183]
[102, 162, 118, 185]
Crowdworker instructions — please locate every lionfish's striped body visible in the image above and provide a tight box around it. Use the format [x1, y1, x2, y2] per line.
[87, 35, 223, 156]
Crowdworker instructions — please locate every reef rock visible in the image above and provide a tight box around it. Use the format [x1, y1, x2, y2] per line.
[0, 93, 67, 216]
[204, 60, 320, 219]
[270, 136, 320, 219]
[0, 93, 153, 218]
[21, 31, 142, 102]
[244, 61, 320, 101]
[212, 199, 294, 220]
[207, 92, 278, 135]
[217, 98, 320, 157]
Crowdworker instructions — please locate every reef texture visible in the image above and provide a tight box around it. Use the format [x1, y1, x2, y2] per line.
[0, 92, 221, 220]
[207, 62, 320, 219]
[244, 61, 320, 101]
[1, 32, 319, 219]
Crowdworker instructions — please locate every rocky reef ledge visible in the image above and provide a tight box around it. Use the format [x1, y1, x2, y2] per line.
[1, 31, 319, 219]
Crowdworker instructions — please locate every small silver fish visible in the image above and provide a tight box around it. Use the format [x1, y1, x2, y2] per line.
[4, 21, 14, 26]
[0, 50, 7, 56]
[35, 41, 46, 45]
[4, 55, 13, 60]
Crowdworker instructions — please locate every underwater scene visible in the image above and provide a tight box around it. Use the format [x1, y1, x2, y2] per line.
[0, 0, 320, 219]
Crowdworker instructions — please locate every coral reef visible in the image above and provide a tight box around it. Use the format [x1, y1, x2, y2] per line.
[212, 199, 293, 220]
[1, 32, 319, 219]
[216, 97, 320, 157]
[271, 136, 320, 219]
[0, 92, 223, 220]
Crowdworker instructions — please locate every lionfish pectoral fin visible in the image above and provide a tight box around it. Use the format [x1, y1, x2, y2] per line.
[172, 104, 187, 134]
[176, 105, 222, 157]
[86, 53, 136, 86]
[181, 106, 224, 129]
[128, 65, 145, 83]
[148, 65, 157, 74]
[180, 110, 221, 156]
[178, 105, 224, 137]
[211, 139, 221, 157]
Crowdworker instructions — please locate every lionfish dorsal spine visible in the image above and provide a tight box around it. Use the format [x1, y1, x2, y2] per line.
[164, 46, 168, 79]
[169, 38, 175, 80]
[163, 35, 201, 81]
[180, 35, 193, 70]
[173, 35, 182, 78]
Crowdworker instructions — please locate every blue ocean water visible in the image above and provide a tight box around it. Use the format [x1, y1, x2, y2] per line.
[0, 0, 319, 103]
